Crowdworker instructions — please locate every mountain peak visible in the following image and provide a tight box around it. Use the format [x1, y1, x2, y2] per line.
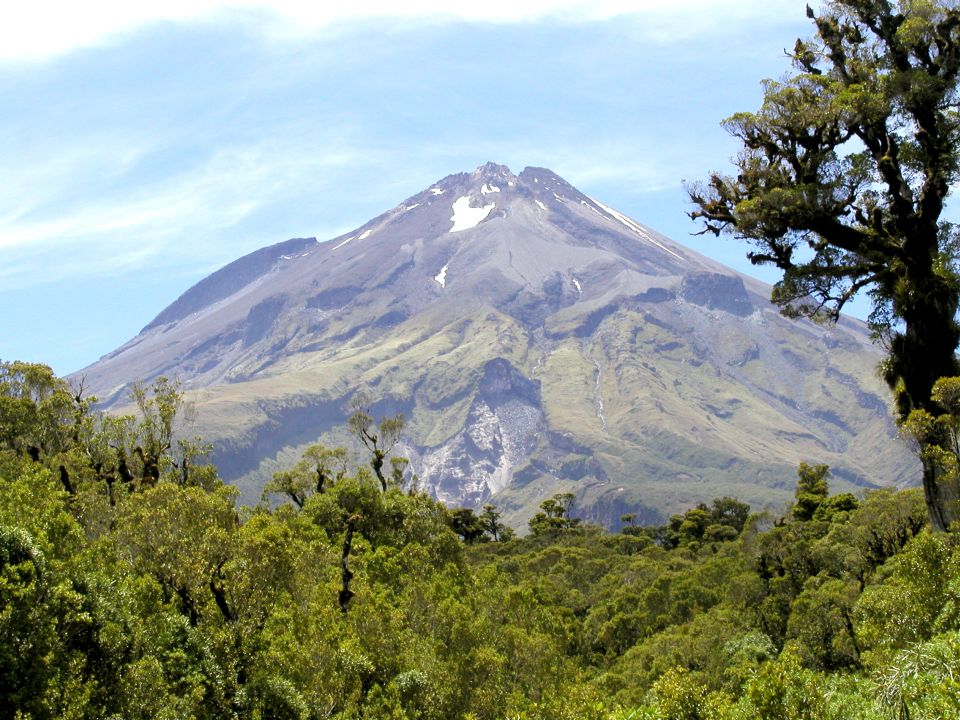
[73, 164, 913, 526]
[474, 161, 516, 179]
[441, 162, 572, 195]
[425, 162, 519, 198]
[519, 166, 567, 184]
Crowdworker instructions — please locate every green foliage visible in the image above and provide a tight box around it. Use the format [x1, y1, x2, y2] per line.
[449, 507, 487, 544]
[689, 0, 960, 530]
[785, 576, 861, 670]
[262, 442, 348, 507]
[480, 503, 514, 542]
[652, 497, 751, 549]
[348, 396, 405, 492]
[738, 648, 827, 720]
[0, 361, 75, 461]
[875, 630, 960, 720]
[648, 667, 731, 720]
[528, 492, 582, 536]
[2, 362, 959, 719]
[0, 524, 51, 712]
[793, 463, 830, 522]
[902, 375, 960, 527]
[854, 529, 960, 663]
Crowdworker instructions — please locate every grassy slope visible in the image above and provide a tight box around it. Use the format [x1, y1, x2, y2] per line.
[178, 296, 915, 525]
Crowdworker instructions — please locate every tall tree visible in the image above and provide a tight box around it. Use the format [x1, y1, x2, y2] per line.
[262, 443, 349, 507]
[688, 0, 960, 530]
[348, 397, 405, 492]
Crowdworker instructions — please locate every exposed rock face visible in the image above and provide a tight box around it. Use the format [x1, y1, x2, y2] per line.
[243, 297, 287, 347]
[479, 359, 541, 407]
[415, 359, 545, 506]
[74, 163, 917, 528]
[680, 272, 753, 316]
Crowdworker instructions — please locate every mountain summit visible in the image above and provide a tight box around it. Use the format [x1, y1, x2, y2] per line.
[77, 163, 914, 526]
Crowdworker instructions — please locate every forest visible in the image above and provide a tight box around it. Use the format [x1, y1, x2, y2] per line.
[2, 361, 959, 720]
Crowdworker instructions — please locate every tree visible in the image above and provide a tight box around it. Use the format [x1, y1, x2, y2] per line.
[875, 631, 960, 720]
[793, 463, 831, 522]
[129, 376, 182, 486]
[0, 525, 52, 712]
[262, 443, 349, 508]
[0, 364, 207, 505]
[115, 483, 239, 626]
[709, 496, 751, 534]
[449, 507, 486, 544]
[688, 0, 960, 531]
[527, 492, 581, 536]
[347, 397, 405, 492]
[480, 503, 514, 542]
[0, 361, 75, 465]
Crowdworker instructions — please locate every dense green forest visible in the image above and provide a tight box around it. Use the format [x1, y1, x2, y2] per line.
[2, 361, 959, 719]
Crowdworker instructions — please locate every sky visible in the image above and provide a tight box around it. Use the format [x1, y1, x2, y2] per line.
[2, 1, 836, 375]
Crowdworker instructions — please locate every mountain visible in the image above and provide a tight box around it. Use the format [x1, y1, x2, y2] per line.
[74, 162, 916, 528]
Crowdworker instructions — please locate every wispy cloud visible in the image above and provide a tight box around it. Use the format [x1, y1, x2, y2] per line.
[6, 0, 807, 62]
[0, 0, 800, 287]
[0, 133, 375, 287]
[1, 1, 819, 372]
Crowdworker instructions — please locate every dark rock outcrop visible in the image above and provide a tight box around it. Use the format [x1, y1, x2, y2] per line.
[680, 272, 753, 316]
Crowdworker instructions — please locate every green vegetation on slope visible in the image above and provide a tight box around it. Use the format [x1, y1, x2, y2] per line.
[3, 359, 960, 719]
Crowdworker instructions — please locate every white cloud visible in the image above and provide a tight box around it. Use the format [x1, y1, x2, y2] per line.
[4, 0, 808, 62]
[0, 134, 373, 288]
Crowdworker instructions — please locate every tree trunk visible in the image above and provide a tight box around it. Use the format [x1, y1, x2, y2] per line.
[338, 516, 357, 612]
[371, 452, 386, 492]
[896, 265, 960, 531]
[921, 453, 960, 532]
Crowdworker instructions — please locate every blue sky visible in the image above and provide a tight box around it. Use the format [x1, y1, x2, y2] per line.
[2, 1, 826, 375]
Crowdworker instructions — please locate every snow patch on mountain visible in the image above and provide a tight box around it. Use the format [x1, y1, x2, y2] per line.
[580, 200, 604, 218]
[450, 196, 495, 233]
[430, 188, 444, 195]
[481, 183, 500, 194]
[435, 264, 449, 287]
[589, 196, 684, 261]
[332, 227, 372, 251]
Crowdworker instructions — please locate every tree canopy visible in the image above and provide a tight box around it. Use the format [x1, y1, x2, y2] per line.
[5, 360, 960, 718]
[688, 0, 960, 530]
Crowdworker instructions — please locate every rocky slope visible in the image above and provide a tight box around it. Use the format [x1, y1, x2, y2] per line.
[75, 163, 916, 528]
